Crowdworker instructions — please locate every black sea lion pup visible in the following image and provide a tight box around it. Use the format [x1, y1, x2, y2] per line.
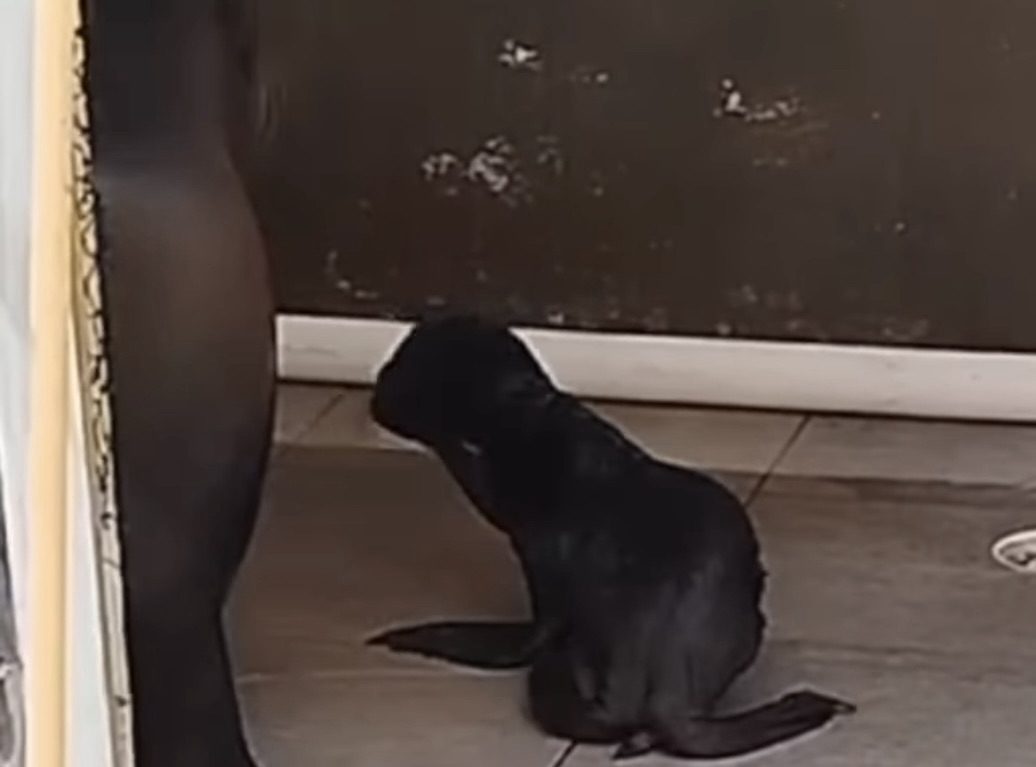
[368, 314, 854, 760]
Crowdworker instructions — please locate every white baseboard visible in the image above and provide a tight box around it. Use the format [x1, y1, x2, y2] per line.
[277, 314, 1036, 423]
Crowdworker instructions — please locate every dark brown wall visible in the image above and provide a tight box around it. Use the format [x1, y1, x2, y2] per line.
[244, 0, 1036, 351]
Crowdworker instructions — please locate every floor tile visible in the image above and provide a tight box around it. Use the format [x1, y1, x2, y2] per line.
[594, 403, 802, 474]
[298, 387, 415, 450]
[229, 447, 756, 678]
[274, 385, 343, 443]
[229, 447, 528, 677]
[235, 449, 1036, 767]
[775, 416, 1036, 486]
[567, 476, 1036, 766]
[749, 480, 1036, 664]
[295, 385, 801, 474]
[756, 477, 1036, 573]
[762, 474, 1036, 511]
[240, 674, 566, 767]
[565, 641, 1036, 767]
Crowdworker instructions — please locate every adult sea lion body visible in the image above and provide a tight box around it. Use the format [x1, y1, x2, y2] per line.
[369, 315, 853, 760]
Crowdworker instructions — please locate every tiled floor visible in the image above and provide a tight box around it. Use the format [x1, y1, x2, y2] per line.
[232, 384, 1036, 766]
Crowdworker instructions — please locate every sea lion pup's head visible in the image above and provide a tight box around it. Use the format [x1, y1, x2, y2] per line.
[371, 314, 552, 447]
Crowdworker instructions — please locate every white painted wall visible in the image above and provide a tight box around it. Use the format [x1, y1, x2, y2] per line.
[68, 362, 114, 767]
[0, 0, 34, 663]
[0, 2, 35, 763]
[2, 1, 116, 763]
[279, 315, 1036, 423]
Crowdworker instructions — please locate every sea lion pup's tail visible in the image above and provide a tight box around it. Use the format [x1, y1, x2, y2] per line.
[614, 690, 855, 761]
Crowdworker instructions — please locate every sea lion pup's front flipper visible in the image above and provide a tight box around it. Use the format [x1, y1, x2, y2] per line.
[612, 732, 656, 761]
[367, 620, 549, 670]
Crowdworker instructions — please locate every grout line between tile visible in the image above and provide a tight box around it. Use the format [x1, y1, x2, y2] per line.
[235, 666, 528, 685]
[744, 414, 810, 510]
[546, 741, 577, 767]
[291, 386, 348, 445]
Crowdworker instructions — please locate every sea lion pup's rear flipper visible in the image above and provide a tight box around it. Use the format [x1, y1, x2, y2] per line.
[367, 621, 544, 670]
[612, 732, 656, 761]
[653, 690, 855, 760]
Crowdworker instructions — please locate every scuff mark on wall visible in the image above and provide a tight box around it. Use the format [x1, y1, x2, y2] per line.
[765, 290, 804, 312]
[468, 136, 525, 196]
[727, 284, 760, 308]
[546, 308, 567, 326]
[728, 286, 803, 312]
[714, 78, 802, 124]
[783, 317, 830, 340]
[498, 39, 543, 72]
[715, 321, 734, 337]
[871, 219, 911, 237]
[725, 285, 814, 339]
[712, 79, 831, 171]
[569, 65, 611, 87]
[421, 152, 462, 181]
[324, 250, 352, 292]
[643, 307, 669, 332]
[718, 304, 931, 345]
[752, 156, 790, 169]
[420, 136, 532, 206]
[325, 249, 381, 300]
[534, 134, 565, 175]
[874, 317, 931, 343]
[420, 134, 570, 206]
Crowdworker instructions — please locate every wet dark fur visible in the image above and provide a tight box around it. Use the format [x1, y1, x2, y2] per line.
[368, 315, 853, 760]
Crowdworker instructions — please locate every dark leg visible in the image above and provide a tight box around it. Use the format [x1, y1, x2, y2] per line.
[97, 157, 272, 766]
[85, 1, 273, 763]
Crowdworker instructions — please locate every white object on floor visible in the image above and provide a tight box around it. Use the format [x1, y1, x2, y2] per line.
[991, 530, 1036, 575]
[277, 315, 1036, 423]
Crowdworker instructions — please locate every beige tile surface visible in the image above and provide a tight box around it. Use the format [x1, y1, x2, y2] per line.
[757, 476, 1036, 572]
[566, 478, 1036, 766]
[566, 641, 1036, 767]
[274, 385, 343, 443]
[593, 403, 802, 474]
[240, 674, 567, 767]
[298, 387, 415, 451]
[751, 485, 1036, 663]
[775, 416, 1036, 486]
[234, 443, 1036, 767]
[230, 447, 757, 678]
[229, 447, 529, 678]
[293, 384, 802, 474]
